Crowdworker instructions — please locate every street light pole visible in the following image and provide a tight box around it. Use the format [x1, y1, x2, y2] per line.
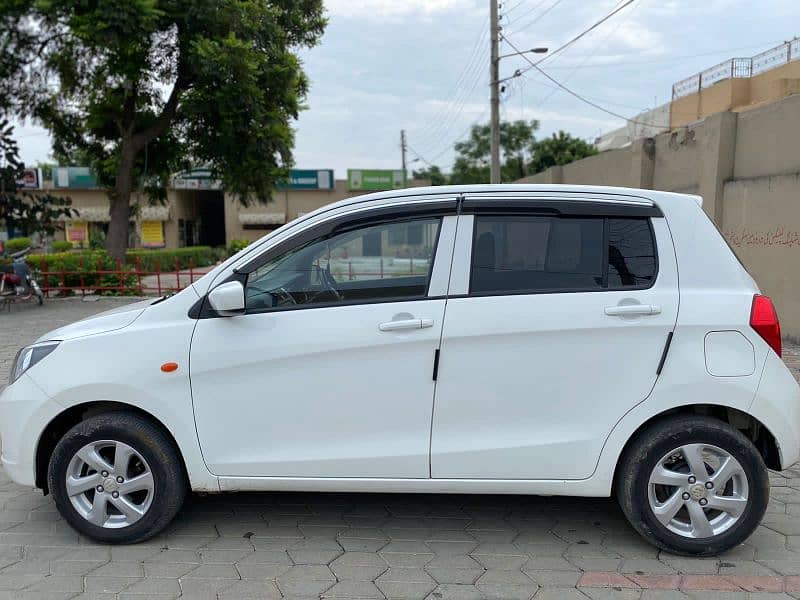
[489, 2, 547, 184]
[489, 0, 501, 184]
[400, 129, 407, 183]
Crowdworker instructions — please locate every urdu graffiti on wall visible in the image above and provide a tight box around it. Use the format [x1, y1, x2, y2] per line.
[724, 227, 800, 248]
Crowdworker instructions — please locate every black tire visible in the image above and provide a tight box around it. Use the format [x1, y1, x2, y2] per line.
[616, 415, 769, 556]
[48, 412, 187, 544]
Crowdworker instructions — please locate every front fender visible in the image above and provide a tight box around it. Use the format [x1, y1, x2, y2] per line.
[28, 309, 218, 493]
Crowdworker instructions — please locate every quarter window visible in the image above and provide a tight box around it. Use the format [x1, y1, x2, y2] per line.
[607, 218, 657, 289]
[470, 215, 656, 295]
[245, 218, 441, 311]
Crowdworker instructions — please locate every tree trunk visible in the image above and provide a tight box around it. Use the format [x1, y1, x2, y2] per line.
[106, 143, 136, 261]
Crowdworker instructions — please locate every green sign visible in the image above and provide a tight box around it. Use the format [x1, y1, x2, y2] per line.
[347, 169, 406, 191]
[54, 167, 98, 189]
[278, 169, 334, 190]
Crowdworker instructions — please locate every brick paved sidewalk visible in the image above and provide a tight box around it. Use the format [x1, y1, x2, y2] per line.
[0, 298, 799, 599]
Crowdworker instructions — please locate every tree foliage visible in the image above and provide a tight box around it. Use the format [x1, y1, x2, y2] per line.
[412, 165, 448, 186]
[528, 130, 598, 174]
[419, 121, 598, 185]
[1, 0, 326, 258]
[0, 119, 73, 239]
[449, 119, 540, 184]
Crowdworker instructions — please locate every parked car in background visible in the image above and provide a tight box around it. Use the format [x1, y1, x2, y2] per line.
[1, 185, 797, 555]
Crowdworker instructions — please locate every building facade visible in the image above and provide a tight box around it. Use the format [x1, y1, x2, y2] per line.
[596, 38, 800, 151]
[21, 168, 423, 249]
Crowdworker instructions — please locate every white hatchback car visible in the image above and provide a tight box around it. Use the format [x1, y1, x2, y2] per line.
[1, 185, 797, 555]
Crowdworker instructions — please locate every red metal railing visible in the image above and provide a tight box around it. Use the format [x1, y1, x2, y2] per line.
[36, 256, 429, 297]
[37, 256, 201, 297]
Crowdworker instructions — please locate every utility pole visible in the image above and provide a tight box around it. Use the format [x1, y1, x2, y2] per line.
[489, 0, 501, 184]
[400, 129, 408, 183]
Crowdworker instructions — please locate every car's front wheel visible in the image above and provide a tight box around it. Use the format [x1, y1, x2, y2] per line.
[48, 412, 187, 544]
[617, 415, 769, 556]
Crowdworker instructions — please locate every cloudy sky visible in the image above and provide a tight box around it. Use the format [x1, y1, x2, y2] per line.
[15, 0, 798, 178]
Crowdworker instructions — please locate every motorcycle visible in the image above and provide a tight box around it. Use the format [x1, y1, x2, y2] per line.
[0, 248, 44, 306]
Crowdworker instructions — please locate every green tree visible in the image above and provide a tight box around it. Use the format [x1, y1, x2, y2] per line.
[449, 119, 539, 184]
[0, 120, 73, 238]
[412, 165, 449, 186]
[2, 0, 326, 259]
[529, 131, 598, 175]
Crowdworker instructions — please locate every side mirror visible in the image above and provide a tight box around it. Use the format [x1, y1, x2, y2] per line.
[208, 280, 245, 316]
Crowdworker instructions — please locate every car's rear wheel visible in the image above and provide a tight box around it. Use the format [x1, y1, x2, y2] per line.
[48, 412, 187, 544]
[616, 415, 769, 556]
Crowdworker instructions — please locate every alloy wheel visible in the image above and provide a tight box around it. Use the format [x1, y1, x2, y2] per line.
[65, 440, 155, 529]
[647, 443, 749, 538]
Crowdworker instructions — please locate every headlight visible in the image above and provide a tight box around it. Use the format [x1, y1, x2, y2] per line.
[9, 341, 60, 385]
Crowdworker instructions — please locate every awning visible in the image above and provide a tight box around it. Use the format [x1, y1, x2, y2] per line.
[58, 205, 170, 222]
[138, 205, 170, 221]
[59, 206, 110, 222]
[239, 212, 286, 226]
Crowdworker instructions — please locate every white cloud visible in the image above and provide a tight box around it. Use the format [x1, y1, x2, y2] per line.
[325, 0, 466, 19]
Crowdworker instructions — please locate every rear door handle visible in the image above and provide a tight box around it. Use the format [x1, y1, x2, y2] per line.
[379, 318, 433, 332]
[605, 304, 662, 316]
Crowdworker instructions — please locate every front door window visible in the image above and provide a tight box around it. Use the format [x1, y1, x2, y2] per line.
[245, 217, 441, 311]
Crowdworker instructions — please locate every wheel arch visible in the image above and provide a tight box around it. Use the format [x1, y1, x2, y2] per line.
[35, 401, 188, 494]
[612, 404, 780, 491]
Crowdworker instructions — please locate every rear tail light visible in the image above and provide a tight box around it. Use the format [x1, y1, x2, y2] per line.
[750, 294, 782, 357]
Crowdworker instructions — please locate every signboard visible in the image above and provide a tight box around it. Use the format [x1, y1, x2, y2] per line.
[66, 221, 89, 247]
[55, 167, 97, 189]
[141, 220, 165, 248]
[16, 168, 40, 189]
[172, 168, 222, 190]
[347, 169, 405, 191]
[278, 169, 334, 191]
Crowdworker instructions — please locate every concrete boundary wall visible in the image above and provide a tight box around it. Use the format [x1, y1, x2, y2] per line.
[518, 94, 800, 337]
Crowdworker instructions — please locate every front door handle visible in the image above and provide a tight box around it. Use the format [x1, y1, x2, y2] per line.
[605, 304, 662, 317]
[379, 318, 435, 332]
[379, 319, 423, 332]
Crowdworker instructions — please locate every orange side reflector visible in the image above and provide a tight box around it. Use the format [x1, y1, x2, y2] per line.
[160, 362, 179, 373]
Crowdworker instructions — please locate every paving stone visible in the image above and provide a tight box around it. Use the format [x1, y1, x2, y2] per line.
[120, 577, 183, 597]
[23, 575, 84, 593]
[178, 578, 237, 599]
[424, 584, 484, 600]
[524, 569, 582, 587]
[234, 562, 292, 580]
[181, 563, 240, 579]
[86, 561, 145, 578]
[217, 579, 282, 599]
[84, 576, 140, 594]
[533, 589, 587, 600]
[323, 580, 384, 598]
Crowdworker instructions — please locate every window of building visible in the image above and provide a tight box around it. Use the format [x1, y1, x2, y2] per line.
[245, 217, 441, 312]
[470, 215, 656, 295]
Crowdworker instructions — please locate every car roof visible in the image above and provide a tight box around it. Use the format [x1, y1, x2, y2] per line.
[306, 184, 700, 219]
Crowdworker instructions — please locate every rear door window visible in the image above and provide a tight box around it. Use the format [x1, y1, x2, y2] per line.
[470, 215, 656, 295]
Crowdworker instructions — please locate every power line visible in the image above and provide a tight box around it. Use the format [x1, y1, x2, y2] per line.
[503, 35, 676, 129]
[412, 46, 488, 154]
[540, 40, 787, 70]
[406, 143, 435, 168]
[506, 0, 567, 35]
[501, 0, 527, 16]
[427, 108, 489, 164]
[503, 0, 552, 28]
[504, 0, 635, 83]
[409, 17, 489, 149]
[534, 0, 641, 107]
[538, 0, 634, 66]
